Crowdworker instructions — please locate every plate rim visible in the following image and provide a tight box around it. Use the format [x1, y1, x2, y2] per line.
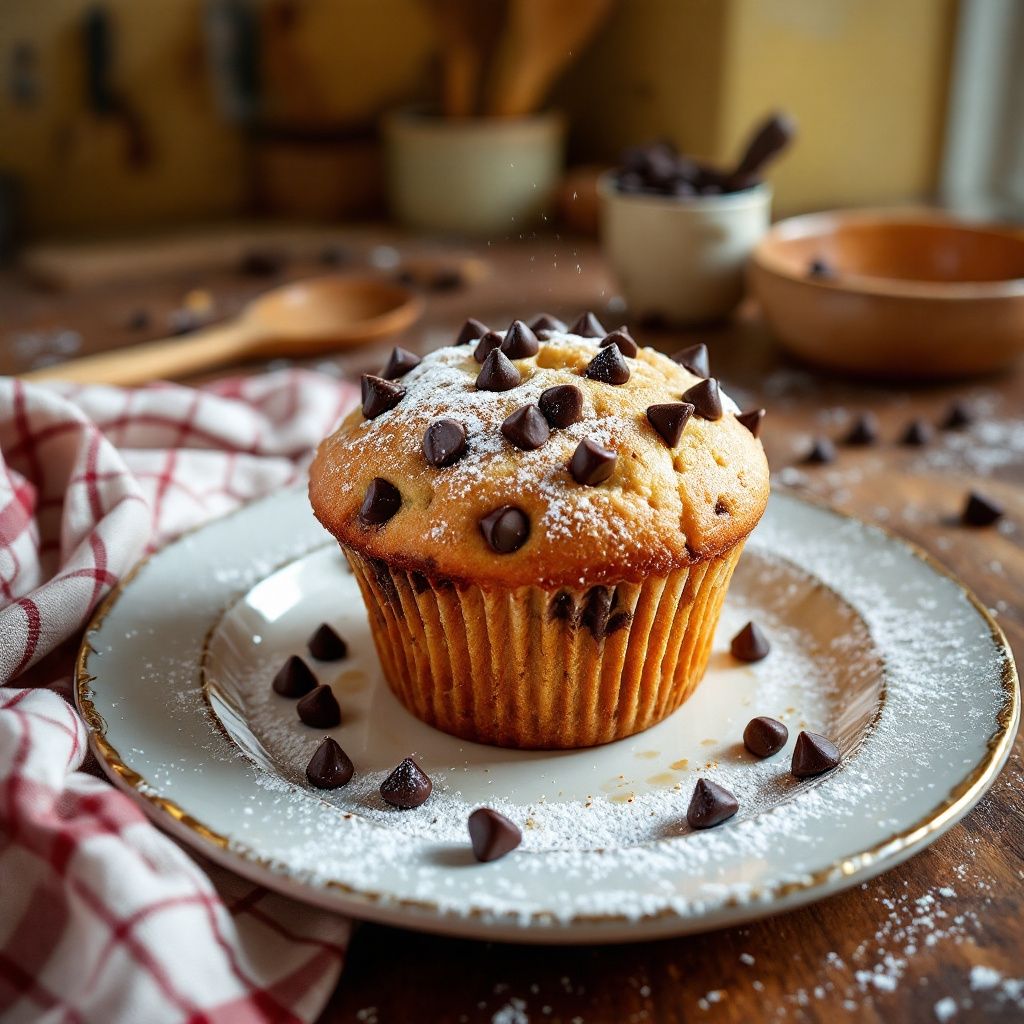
[73, 489, 1020, 942]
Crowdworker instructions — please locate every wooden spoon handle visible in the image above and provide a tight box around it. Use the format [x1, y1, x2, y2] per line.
[727, 111, 797, 190]
[21, 321, 253, 387]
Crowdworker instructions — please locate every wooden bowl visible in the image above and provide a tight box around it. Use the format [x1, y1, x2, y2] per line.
[749, 210, 1024, 378]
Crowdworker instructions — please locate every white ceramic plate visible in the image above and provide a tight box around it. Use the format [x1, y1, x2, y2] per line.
[76, 489, 1018, 943]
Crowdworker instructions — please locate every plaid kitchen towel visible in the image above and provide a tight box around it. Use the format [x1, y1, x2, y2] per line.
[0, 372, 356, 1024]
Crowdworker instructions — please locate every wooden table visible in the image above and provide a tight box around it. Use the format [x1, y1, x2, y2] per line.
[4, 230, 1021, 1023]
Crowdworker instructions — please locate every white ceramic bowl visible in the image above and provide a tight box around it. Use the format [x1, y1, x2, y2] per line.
[384, 108, 565, 236]
[599, 174, 771, 323]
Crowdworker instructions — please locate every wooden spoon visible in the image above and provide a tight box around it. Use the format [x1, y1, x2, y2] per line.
[487, 0, 613, 118]
[22, 276, 423, 386]
[424, 0, 505, 118]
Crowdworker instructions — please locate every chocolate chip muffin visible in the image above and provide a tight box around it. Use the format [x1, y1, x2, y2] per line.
[309, 314, 769, 749]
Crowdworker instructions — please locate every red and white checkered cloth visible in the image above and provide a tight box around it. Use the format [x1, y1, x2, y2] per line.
[0, 371, 358, 1024]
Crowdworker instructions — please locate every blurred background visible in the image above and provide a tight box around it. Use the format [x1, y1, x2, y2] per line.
[1, 0, 1021, 243]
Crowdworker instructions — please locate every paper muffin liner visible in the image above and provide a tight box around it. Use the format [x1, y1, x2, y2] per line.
[343, 543, 745, 750]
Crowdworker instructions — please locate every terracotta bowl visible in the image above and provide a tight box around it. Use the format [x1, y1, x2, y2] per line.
[749, 210, 1024, 378]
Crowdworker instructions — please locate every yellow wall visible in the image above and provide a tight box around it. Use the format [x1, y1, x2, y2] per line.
[718, 0, 957, 211]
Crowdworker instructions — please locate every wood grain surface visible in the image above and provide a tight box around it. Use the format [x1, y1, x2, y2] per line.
[3, 230, 1021, 1023]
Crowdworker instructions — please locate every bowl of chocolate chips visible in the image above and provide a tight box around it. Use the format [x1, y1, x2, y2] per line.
[599, 113, 795, 325]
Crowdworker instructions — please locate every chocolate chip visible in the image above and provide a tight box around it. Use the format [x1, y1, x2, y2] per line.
[569, 312, 606, 338]
[239, 248, 286, 276]
[296, 684, 341, 728]
[550, 591, 575, 621]
[127, 309, 151, 331]
[682, 378, 723, 420]
[305, 737, 354, 789]
[900, 418, 933, 446]
[672, 343, 709, 377]
[539, 384, 583, 428]
[501, 405, 550, 450]
[272, 655, 317, 698]
[380, 346, 421, 380]
[530, 313, 566, 334]
[468, 808, 522, 862]
[962, 491, 1004, 527]
[807, 257, 834, 279]
[570, 438, 616, 485]
[581, 586, 613, 638]
[730, 621, 770, 662]
[600, 330, 638, 357]
[743, 716, 788, 757]
[736, 408, 766, 438]
[319, 244, 351, 267]
[646, 403, 694, 448]
[585, 345, 631, 385]
[843, 412, 879, 446]
[475, 349, 522, 392]
[686, 778, 738, 829]
[500, 320, 540, 359]
[423, 418, 468, 467]
[361, 375, 405, 418]
[456, 318, 489, 346]
[430, 268, 464, 292]
[359, 478, 401, 525]
[380, 757, 432, 808]
[606, 610, 632, 635]
[791, 731, 841, 778]
[308, 624, 348, 661]
[479, 506, 530, 553]
[804, 437, 836, 464]
[473, 330, 503, 363]
[942, 401, 973, 430]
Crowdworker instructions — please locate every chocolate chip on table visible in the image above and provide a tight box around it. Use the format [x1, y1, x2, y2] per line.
[296, 684, 342, 728]
[361, 375, 405, 418]
[501, 405, 550, 451]
[942, 401, 973, 430]
[962, 491, 1004, 527]
[473, 330, 503, 363]
[791, 731, 841, 778]
[672, 343, 709, 378]
[807, 257, 834, 279]
[530, 313, 567, 334]
[319, 244, 351, 267]
[476, 349, 522, 392]
[803, 436, 836, 465]
[585, 344, 631, 385]
[730, 621, 770, 662]
[646, 402, 694, 448]
[423, 418, 468, 467]
[843, 412, 879, 446]
[272, 655, 318, 698]
[429, 268, 464, 292]
[681, 378, 723, 420]
[239, 248, 286, 276]
[539, 384, 584, 428]
[600, 329, 638, 358]
[500, 320, 540, 359]
[468, 808, 522, 862]
[308, 624, 348, 661]
[126, 309, 151, 331]
[569, 311, 606, 338]
[736, 408, 766, 438]
[686, 778, 739, 829]
[900, 418, 933, 446]
[380, 757, 432, 809]
[480, 506, 530, 553]
[570, 438, 617, 486]
[380, 346, 421, 380]
[305, 737, 354, 789]
[456, 318, 489, 346]
[743, 716, 789, 757]
[359, 478, 401, 525]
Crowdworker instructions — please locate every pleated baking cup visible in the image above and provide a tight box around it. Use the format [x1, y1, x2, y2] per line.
[343, 543, 745, 750]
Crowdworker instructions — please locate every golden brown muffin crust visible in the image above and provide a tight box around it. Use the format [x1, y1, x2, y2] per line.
[309, 330, 769, 588]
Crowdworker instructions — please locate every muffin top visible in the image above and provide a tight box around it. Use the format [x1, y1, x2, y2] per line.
[309, 315, 769, 589]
